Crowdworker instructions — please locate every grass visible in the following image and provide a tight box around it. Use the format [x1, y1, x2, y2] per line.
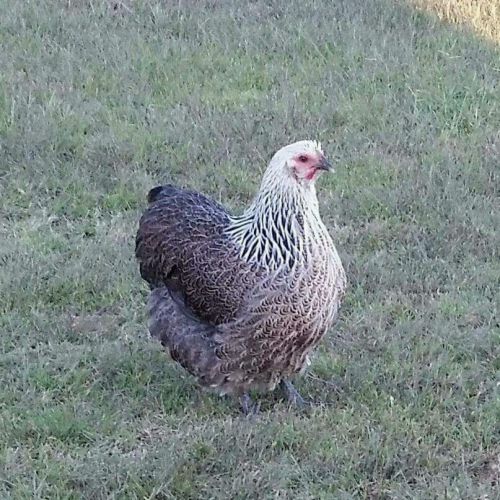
[0, 0, 499, 497]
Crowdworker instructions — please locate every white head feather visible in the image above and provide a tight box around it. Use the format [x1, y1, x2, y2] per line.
[261, 139, 328, 191]
[268, 140, 323, 170]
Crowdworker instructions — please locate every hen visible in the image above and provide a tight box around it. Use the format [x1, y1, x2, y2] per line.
[135, 140, 346, 412]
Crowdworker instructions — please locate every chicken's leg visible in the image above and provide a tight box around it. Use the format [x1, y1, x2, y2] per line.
[239, 393, 261, 415]
[280, 380, 307, 407]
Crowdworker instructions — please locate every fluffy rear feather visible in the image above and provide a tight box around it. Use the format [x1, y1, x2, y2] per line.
[148, 288, 226, 388]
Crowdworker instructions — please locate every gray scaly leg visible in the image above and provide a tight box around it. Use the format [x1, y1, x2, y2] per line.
[239, 393, 261, 416]
[280, 380, 307, 407]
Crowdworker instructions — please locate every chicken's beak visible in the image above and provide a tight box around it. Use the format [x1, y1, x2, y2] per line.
[316, 155, 334, 173]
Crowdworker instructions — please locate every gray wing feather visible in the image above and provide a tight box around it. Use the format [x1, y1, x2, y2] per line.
[135, 184, 252, 325]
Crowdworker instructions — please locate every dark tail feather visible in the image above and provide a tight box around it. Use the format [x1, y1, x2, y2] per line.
[147, 288, 224, 383]
[147, 184, 175, 203]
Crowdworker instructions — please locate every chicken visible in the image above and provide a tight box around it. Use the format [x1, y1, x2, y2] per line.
[135, 140, 346, 412]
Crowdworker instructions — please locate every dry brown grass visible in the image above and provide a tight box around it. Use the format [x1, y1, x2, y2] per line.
[410, 0, 500, 43]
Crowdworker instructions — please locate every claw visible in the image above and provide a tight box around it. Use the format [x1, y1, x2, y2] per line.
[239, 393, 261, 416]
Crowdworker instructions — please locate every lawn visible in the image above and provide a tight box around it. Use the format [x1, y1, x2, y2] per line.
[0, 0, 499, 498]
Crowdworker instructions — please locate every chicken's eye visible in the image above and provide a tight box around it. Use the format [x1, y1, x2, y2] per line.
[298, 155, 308, 162]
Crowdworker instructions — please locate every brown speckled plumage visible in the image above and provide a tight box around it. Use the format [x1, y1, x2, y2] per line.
[135, 140, 346, 405]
